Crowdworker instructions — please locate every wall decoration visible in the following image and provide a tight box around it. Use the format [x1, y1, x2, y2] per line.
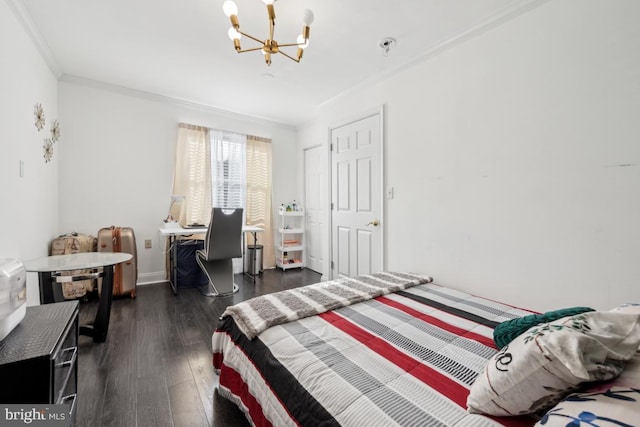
[34, 103, 45, 131]
[50, 120, 60, 142]
[43, 138, 54, 163]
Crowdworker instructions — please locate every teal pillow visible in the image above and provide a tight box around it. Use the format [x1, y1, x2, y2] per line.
[493, 306, 595, 348]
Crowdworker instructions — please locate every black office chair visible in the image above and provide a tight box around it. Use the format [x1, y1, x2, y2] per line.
[195, 208, 244, 297]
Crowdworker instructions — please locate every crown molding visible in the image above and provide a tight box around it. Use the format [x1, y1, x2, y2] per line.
[5, 0, 61, 78]
[8, 0, 549, 130]
[7, 0, 292, 128]
[314, 0, 551, 117]
[58, 74, 296, 130]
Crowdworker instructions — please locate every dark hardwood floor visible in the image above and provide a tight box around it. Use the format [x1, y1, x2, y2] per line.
[76, 268, 322, 427]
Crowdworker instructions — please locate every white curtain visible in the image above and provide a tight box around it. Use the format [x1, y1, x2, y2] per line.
[172, 123, 211, 226]
[246, 135, 274, 268]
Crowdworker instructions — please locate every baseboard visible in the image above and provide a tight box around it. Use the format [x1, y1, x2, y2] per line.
[137, 271, 167, 286]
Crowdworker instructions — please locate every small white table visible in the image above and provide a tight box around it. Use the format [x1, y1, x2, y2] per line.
[159, 225, 263, 294]
[24, 252, 132, 343]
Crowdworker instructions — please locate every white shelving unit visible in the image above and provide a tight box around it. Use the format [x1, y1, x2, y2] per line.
[276, 210, 305, 270]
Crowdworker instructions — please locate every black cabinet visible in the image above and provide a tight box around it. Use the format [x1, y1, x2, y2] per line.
[0, 301, 79, 422]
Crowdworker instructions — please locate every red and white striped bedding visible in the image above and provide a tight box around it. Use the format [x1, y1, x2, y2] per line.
[212, 281, 538, 426]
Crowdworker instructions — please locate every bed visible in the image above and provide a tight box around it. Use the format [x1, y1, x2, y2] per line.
[212, 272, 640, 427]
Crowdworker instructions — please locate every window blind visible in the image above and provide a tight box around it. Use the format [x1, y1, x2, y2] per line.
[210, 130, 247, 210]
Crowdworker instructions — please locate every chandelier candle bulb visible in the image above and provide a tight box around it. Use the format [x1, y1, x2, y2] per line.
[223, 1, 238, 18]
[228, 28, 241, 41]
[297, 34, 309, 49]
[303, 9, 314, 26]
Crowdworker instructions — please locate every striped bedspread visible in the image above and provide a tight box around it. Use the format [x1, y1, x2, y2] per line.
[212, 281, 538, 427]
[222, 272, 433, 339]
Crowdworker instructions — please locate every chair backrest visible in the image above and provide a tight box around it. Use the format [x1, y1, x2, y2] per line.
[203, 208, 244, 261]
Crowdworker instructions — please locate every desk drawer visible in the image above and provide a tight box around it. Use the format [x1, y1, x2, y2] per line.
[57, 368, 78, 424]
[0, 302, 78, 410]
[53, 310, 78, 403]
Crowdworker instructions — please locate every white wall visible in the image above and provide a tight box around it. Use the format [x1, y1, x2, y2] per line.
[1, 0, 59, 305]
[58, 81, 298, 284]
[298, 0, 640, 312]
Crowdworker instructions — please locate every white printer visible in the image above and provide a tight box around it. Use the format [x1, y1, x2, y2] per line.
[0, 259, 27, 341]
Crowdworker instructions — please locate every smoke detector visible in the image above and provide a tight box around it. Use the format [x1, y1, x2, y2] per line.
[378, 37, 396, 56]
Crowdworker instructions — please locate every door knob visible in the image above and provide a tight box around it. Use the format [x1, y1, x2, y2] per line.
[365, 219, 379, 227]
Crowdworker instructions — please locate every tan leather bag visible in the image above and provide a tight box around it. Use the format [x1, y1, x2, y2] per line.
[50, 232, 98, 299]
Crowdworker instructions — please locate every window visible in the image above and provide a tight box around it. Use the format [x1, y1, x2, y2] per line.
[210, 130, 246, 210]
[173, 124, 274, 268]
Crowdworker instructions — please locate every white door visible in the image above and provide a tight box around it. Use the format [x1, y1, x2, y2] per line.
[304, 145, 325, 274]
[331, 112, 383, 279]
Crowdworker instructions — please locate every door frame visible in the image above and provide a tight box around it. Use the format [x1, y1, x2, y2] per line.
[328, 105, 385, 280]
[303, 143, 325, 275]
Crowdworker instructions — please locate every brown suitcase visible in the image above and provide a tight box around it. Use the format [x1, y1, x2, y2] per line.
[50, 232, 98, 299]
[97, 226, 138, 298]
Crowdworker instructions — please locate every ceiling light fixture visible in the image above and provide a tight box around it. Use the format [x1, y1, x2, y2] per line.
[223, 0, 314, 66]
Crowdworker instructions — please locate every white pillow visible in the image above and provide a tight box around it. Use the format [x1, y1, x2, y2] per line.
[467, 311, 640, 416]
[609, 303, 640, 315]
[535, 386, 640, 426]
[535, 352, 640, 426]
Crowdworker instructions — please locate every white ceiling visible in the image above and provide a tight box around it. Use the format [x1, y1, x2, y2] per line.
[15, 0, 542, 125]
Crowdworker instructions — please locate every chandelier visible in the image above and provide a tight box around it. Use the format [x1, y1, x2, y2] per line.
[223, 0, 314, 66]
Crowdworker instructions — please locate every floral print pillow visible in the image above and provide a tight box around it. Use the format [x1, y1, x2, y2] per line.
[536, 387, 640, 426]
[536, 351, 640, 426]
[467, 312, 640, 416]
